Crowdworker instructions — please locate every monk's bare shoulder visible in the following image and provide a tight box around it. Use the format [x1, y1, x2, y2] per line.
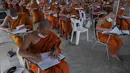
[26, 31, 37, 41]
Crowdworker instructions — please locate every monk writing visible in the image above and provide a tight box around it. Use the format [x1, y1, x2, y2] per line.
[96, 12, 123, 60]
[27, 0, 44, 23]
[0, 8, 33, 48]
[19, 19, 70, 73]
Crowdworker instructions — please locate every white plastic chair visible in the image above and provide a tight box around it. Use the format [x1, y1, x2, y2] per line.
[78, 10, 92, 28]
[0, 60, 10, 73]
[90, 18, 111, 60]
[70, 18, 88, 45]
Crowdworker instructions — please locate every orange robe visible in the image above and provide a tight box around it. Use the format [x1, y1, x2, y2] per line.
[28, 32, 70, 73]
[2, 0, 8, 9]
[98, 22, 123, 56]
[46, 4, 59, 29]
[10, 12, 33, 48]
[59, 8, 72, 40]
[117, 8, 130, 30]
[29, 2, 44, 23]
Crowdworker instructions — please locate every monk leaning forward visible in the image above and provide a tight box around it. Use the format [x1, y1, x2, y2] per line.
[116, 7, 130, 30]
[19, 19, 70, 73]
[0, 8, 33, 48]
[96, 12, 123, 60]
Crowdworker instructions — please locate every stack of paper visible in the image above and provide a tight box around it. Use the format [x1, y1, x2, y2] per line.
[107, 27, 130, 35]
[108, 27, 122, 35]
[121, 16, 130, 19]
[27, 52, 65, 70]
[9, 28, 27, 34]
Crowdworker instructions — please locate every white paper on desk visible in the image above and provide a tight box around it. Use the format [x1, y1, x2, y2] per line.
[53, 14, 57, 17]
[121, 30, 130, 34]
[10, 28, 27, 34]
[27, 52, 65, 70]
[108, 27, 122, 35]
[75, 8, 83, 10]
[14, 68, 24, 73]
[16, 25, 25, 30]
[121, 16, 130, 19]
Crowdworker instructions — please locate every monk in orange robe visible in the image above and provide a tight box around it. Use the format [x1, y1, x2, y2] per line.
[46, 1, 60, 29]
[27, 0, 44, 23]
[116, 6, 130, 30]
[59, 3, 75, 40]
[96, 12, 123, 60]
[6, 0, 13, 9]
[19, 19, 70, 73]
[0, 8, 33, 48]
[19, 0, 30, 15]
[1, 0, 8, 10]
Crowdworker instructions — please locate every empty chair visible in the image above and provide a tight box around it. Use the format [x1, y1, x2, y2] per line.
[70, 18, 88, 45]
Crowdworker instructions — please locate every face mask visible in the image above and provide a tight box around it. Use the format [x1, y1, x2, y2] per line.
[107, 18, 113, 22]
[11, 16, 18, 20]
[121, 7, 125, 10]
[38, 33, 47, 38]
[97, 6, 100, 8]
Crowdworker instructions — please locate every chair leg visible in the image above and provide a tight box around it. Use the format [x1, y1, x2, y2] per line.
[90, 41, 98, 51]
[106, 45, 110, 60]
[70, 31, 74, 42]
[86, 31, 89, 41]
[76, 32, 80, 45]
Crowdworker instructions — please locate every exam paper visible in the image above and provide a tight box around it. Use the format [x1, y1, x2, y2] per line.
[10, 28, 27, 34]
[27, 52, 65, 70]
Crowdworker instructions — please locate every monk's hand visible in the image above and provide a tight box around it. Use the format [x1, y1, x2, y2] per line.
[49, 49, 60, 59]
[32, 53, 42, 62]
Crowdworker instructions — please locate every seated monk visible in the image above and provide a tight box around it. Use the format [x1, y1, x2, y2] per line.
[0, 8, 33, 48]
[96, 12, 123, 60]
[46, 1, 60, 29]
[27, 0, 44, 23]
[19, 19, 70, 73]
[59, 3, 73, 40]
[11, 0, 21, 13]
[6, 0, 13, 9]
[19, 0, 30, 15]
[1, 0, 8, 10]
[116, 6, 130, 30]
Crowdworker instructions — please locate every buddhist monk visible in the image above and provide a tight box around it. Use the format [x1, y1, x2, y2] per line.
[1, 0, 8, 10]
[27, 0, 44, 23]
[46, 1, 60, 29]
[6, 0, 13, 9]
[0, 8, 33, 48]
[116, 5, 130, 30]
[59, 2, 73, 39]
[19, 19, 70, 73]
[96, 12, 123, 60]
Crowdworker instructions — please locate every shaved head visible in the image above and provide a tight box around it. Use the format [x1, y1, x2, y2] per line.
[9, 8, 18, 17]
[38, 19, 51, 29]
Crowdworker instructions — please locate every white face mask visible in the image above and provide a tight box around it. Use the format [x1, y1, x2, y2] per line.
[96, 6, 100, 8]
[107, 18, 113, 22]
[38, 33, 47, 38]
[11, 16, 18, 20]
[121, 7, 125, 10]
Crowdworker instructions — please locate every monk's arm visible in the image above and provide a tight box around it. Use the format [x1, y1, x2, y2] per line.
[19, 34, 35, 58]
[96, 19, 112, 31]
[0, 16, 10, 31]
